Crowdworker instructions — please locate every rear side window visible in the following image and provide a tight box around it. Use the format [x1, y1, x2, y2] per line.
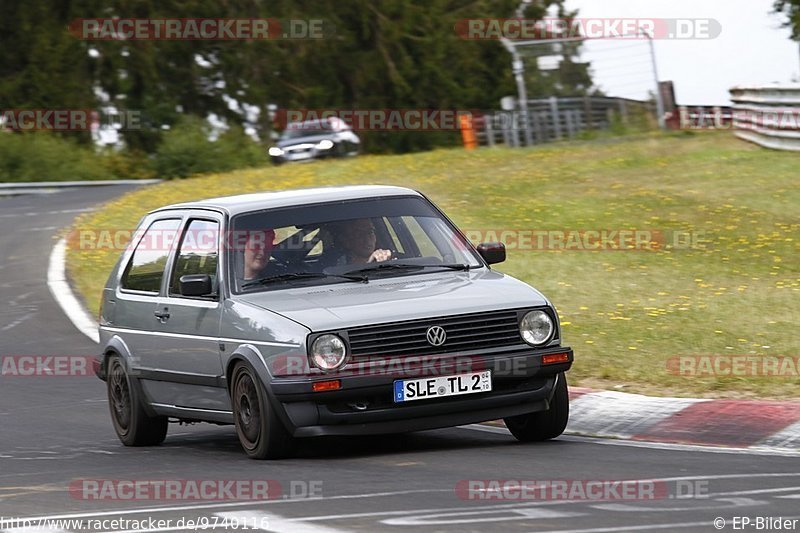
[120, 219, 181, 293]
[170, 219, 220, 296]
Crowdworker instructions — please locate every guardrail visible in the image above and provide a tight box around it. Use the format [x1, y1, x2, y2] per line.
[729, 84, 800, 151]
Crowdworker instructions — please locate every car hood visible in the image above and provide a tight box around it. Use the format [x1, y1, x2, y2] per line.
[237, 269, 549, 332]
[276, 134, 336, 149]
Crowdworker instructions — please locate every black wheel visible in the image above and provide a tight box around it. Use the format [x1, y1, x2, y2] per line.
[107, 354, 168, 446]
[504, 373, 569, 442]
[231, 361, 293, 459]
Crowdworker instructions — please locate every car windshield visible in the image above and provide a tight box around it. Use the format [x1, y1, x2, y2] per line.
[229, 196, 483, 293]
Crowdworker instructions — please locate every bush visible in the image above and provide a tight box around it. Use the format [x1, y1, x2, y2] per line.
[98, 148, 157, 181]
[0, 117, 268, 182]
[0, 132, 109, 182]
[152, 117, 266, 179]
[215, 125, 266, 170]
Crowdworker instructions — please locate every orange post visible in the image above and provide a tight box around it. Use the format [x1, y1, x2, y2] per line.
[460, 114, 477, 150]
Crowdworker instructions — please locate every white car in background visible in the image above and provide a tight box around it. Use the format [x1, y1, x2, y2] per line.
[268, 117, 360, 164]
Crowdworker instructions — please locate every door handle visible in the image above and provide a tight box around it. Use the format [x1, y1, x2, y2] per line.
[154, 309, 170, 322]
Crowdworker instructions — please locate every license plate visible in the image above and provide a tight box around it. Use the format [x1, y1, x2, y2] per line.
[393, 370, 492, 403]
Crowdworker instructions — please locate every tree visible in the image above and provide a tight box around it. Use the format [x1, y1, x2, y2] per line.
[0, 0, 100, 144]
[87, 0, 526, 153]
[515, 1, 595, 98]
[774, 0, 800, 40]
[0, 0, 595, 154]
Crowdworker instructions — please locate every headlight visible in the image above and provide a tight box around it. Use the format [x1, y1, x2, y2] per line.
[316, 139, 334, 150]
[520, 310, 554, 346]
[310, 334, 347, 371]
[268, 147, 284, 156]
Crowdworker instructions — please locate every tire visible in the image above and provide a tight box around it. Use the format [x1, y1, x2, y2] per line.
[230, 361, 294, 459]
[107, 354, 168, 446]
[504, 373, 569, 442]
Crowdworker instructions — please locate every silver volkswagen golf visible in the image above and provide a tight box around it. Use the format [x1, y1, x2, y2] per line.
[96, 185, 573, 459]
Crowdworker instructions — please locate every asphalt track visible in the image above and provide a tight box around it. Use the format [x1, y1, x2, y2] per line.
[0, 186, 798, 533]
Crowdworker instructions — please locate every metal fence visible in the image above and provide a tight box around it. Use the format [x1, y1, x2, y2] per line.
[474, 96, 656, 147]
[730, 84, 800, 151]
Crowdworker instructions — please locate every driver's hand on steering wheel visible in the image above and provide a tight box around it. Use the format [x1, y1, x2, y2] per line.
[367, 249, 392, 262]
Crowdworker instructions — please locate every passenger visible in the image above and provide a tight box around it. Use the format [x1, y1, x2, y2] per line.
[240, 228, 276, 280]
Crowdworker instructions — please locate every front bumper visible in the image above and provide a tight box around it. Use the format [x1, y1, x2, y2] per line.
[270, 346, 573, 437]
[270, 148, 334, 164]
[93, 356, 105, 381]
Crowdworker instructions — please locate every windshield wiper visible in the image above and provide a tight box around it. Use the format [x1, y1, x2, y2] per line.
[434, 263, 472, 271]
[342, 263, 424, 276]
[241, 271, 367, 289]
[342, 262, 472, 279]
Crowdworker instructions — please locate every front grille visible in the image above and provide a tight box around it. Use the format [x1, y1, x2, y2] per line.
[346, 309, 525, 359]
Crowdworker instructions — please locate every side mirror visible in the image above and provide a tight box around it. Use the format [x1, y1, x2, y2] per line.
[180, 274, 213, 297]
[477, 242, 506, 265]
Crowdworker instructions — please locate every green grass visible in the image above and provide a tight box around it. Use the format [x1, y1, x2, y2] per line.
[66, 131, 800, 398]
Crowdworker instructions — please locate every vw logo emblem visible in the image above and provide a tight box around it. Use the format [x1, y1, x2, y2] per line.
[426, 325, 447, 347]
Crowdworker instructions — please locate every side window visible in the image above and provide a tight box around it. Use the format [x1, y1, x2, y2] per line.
[170, 219, 220, 296]
[121, 219, 182, 293]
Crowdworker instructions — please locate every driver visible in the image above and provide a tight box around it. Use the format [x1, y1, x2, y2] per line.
[330, 219, 392, 265]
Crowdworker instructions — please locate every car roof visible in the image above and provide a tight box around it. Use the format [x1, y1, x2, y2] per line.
[284, 117, 350, 131]
[287, 118, 334, 127]
[151, 185, 422, 217]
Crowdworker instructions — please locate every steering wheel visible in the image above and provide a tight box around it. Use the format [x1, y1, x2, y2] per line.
[388, 249, 407, 260]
